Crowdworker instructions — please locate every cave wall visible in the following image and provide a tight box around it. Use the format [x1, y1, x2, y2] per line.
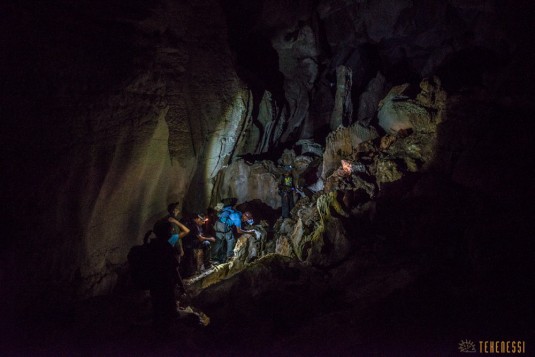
[218, 0, 535, 201]
[2, 0, 535, 317]
[1, 0, 248, 309]
[222, 0, 534, 145]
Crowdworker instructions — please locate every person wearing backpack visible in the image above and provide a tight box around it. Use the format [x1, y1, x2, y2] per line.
[213, 202, 255, 264]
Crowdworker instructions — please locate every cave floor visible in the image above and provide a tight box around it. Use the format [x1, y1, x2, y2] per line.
[4, 263, 533, 356]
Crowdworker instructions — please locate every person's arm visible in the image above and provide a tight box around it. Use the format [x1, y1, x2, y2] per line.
[198, 233, 216, 243]
[236, 226, 255, 234]
[168, 217, 191, 238]
[230, 212, 255, 234]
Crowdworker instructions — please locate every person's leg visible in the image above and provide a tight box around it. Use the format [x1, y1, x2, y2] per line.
[214, 231, 225, 263]
[281, 192, 289, 218]
[151, 284, 176, 333]
[202, 241, 211, 267]
[288, 192, 295, 212]
[225, 231, 236, 260]
[181, 247, 194, 277]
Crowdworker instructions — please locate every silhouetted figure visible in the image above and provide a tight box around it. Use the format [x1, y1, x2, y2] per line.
[279, 167, 295, 218]
[149, 220, 180, 333]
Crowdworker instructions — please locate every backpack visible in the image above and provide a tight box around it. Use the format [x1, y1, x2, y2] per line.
[218, 206, 239, 227]
[127, 231, 154, 290]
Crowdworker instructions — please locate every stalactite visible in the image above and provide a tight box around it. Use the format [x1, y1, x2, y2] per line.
[330, 65, 353, 130]
[255, 91, 274, 154]
[228, 90, 254, 164]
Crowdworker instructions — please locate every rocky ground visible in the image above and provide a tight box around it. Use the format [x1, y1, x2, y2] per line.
[4, 234, 532, 356]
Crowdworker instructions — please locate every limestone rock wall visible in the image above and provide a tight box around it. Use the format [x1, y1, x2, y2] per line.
[322, 123, 379, 179]
[217, 0, 521, 152]
[213, 160, 281, 209]
[2, 0, 245, 306]
[272, 23, 319, 142]
[2, 0, 534, 319]
[273, 78, 447, 268]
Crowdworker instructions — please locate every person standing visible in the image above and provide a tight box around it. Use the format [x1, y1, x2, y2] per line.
[149, 220, 180, 333]
[161, 202, 190, 293]
[279, 166, 295, 218]
[164, 202, 190, 259]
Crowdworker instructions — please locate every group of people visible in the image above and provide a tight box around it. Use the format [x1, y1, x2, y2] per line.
[145, 200, 255, 332]
[144, 165, 303, 332]
[164, 201, 255, 273]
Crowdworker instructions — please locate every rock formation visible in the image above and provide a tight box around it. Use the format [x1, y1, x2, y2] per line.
[2, 0, 534, 354]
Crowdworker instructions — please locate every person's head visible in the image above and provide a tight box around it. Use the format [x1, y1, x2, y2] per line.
[242, 211, 254, 225]
[194, 213, 208, 226]
[167, 202, 180, 217]
[221, 197, 238, 208]
[153, 220, 173, 240]
[341, 159, 352, 175]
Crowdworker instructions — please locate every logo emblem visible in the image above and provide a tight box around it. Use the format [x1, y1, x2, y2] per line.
[458, 340, 477, 353]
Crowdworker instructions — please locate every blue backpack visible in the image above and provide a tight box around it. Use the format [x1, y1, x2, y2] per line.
[218, 206, 239, 227]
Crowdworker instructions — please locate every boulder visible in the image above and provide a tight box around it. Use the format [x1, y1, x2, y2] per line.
[378, 77, 446, 135]
[377, 84, 415, 134]
[322, 122, 379, 178]
[214, 160, 280, 209]
[295, 139, 324, 157]
[234, 225, 268, 265]
[357, 72, 386, 126]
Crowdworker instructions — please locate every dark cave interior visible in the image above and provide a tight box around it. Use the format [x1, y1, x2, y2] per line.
[1, 0, 535, 355]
